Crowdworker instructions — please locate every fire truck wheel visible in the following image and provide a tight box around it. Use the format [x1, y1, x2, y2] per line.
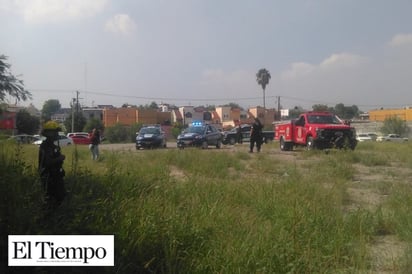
[306, 136, 315, 150]
[280, 137, 286, 151]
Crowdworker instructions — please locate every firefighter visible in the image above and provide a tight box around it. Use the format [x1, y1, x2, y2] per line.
[249, 118, 263, 153]
[38, 121, 66, 206]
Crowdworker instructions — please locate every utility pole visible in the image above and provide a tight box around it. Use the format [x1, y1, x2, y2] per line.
[76, 91, 80, 131]
[71, 91, 81, 132]
[277, 96, 281, 121]
[76, 91, 80, 115]
[71, 98, 75, 133]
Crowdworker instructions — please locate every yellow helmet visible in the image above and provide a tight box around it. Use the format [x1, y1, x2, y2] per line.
[41, 121, 62, 138]
[43, 121, 61, 130]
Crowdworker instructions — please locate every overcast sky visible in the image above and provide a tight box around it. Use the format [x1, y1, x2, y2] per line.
[1, 0, 412, 111]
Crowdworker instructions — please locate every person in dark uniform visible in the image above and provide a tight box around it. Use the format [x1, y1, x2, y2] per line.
[236, 124, 243, 144]
[89, 128, 101, 160]
[38, 121, 66, 206]
[249, 118, 263, 153]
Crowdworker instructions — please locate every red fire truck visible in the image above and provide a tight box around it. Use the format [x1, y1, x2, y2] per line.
[274, 111, 357, 151]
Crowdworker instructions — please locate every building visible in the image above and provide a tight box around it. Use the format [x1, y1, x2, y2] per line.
[51, 108, 71, 122]
[102, 107, 172, 127]
[83, 107, 104, 121]
[215, 106, 277, 129]
[248, 107, 278, 127]
[0, 105, 28, 134]
[368, 108, 412, 121]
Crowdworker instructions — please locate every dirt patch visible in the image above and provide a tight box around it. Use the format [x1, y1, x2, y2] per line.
[169, 165, 188, 181]
[350, 163, 408, 273]
[369, 235, 407, 273]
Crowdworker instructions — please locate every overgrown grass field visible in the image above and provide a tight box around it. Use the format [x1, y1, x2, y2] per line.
[1, 141, 412, 273]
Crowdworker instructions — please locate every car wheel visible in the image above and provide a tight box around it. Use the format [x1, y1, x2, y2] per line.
[280, 137, 286, 151]
[306, 136, 315, 150]
[201, 140, 208, 149]
[229, 137, 236, 145]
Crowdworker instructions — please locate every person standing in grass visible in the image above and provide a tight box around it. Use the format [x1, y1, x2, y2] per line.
[38, 121, 66, 206]
[89, 128, 101, 160]
[236, 124, 243, 144]
[249, 118, 263, 153]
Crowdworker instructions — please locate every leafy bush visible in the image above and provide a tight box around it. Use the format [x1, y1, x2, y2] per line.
[381, 116, 410, 136]
[83, 117, 104, 133]
[104, 123, 131, 143]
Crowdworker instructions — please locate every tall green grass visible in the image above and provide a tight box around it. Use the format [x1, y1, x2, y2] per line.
[1, 141, 412, 273]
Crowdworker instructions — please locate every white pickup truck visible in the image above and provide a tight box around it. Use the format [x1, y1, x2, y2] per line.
[376, 134, 408, 142]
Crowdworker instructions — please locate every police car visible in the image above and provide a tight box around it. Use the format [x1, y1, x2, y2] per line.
[177, 122, 222, 149]
[136, 125, 167, 149]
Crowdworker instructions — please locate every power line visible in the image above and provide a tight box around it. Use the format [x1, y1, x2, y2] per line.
[27, 88, 411, 109]
[28, 88, 274, 102]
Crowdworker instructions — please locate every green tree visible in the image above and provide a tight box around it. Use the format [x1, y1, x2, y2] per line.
[312, 104, 331, 112]
[0, 55, 31, 102]
[137, 101, 159, 110]
[256, 68, 271, 109]
[130, 123, 143, 142]
[16, 109, 40, 134]
[105, 123, 130, 143]
[381, 116, 410, 136]
[64, 112, 87, 133]
[288, 106, 305, 119]
[171, 123, 184, 139]
[334, 103, 359, 120]
[41, 99, 61, 121]
[149, 101, 158, 109]
[84, 118, 104, 133]
[222, 102, 243, 110]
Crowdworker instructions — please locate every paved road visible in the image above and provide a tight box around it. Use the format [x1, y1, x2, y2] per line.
[99, 141, 247, 151]
[100, 142, 179, 151]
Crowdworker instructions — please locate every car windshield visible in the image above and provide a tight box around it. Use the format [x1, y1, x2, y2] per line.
[307, 114, 342, 124]
[185, 126, 204, 134]
[140, 127, 160, 135]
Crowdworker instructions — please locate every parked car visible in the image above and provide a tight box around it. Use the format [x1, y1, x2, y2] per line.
[8, 134, 40, 144]
[70, 135, 92, 145]
[376, 134, 408, 142]
[136, 125, 167, 149]
[222, 124, 274, 145]
[356, 133, 373, 142]
[33, 135, 73, 146]
[67, 132, 90, 138]
[367, 132, 378, 141]
[177, 122, 222, 149]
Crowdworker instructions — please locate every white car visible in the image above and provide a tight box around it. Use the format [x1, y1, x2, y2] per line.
[367, 132, 378, 141]
[33, 135, 73, 146]
[376, 134, 408, 142]
[356, 133, 373, 142]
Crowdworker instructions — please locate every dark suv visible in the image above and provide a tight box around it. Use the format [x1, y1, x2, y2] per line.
[177, 122, 222, 149]
[136, 125, 166, 149]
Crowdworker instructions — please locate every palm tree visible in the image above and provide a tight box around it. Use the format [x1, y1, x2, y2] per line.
[256, 68, 271, 110]
[0, 55, 31, 102]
